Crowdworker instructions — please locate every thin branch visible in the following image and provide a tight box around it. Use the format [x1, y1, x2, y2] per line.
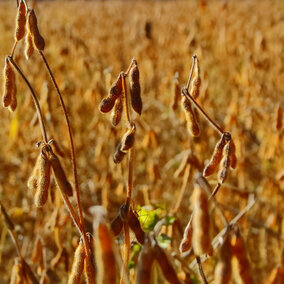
[8, 56, 48, 143]
[196, 256, 208, 284]
[185, 55, 196, 91]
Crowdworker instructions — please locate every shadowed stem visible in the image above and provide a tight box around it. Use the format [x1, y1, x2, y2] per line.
[196, 256, 208, 284]
[120, 223, 130, 284]
[8, 56, 48, 143]
[185, 55, 197, 91]
[10, 42, 17, 59]
[39, 51, 95, 280]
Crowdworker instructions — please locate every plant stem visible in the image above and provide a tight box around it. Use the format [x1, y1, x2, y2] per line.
[185, 55, 196, 91]
[10, 42, 17, 59]
[39, 51, 95, 280]
[8, 56, 48, 143]
[196, 256, 208, 284]
[126, 148, 134, 207]
[122, 73, 131, 125]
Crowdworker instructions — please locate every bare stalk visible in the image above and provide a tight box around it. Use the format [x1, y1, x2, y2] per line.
[120, 223, 130, 284]
[10, 42, 17, 58]
[39, 51, 95, 280]
[8, 56, 48, 143]
[196, 256, 208, 284]
[185, 55, 196, 91]
[122, 73, 131, 125]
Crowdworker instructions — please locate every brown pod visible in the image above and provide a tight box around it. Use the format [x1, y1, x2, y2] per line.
[231, 229, 254, 284]
[28, 154, 41, 190]
[0, 202, 14, 231]
[113, 141, 126, 164]
[179, 216, 193, 253]
[214, 234, 232, 284]
[111, 96, 123, 126]
[136, 238, 154, 284]
[203, 133, 227, 177]
[110, 215, 123, 236]
[276, 104, 283, 131]
[10, 258, 24, 284]
[181, 95, 199, 137]
[8, 82, 17, 112]
[99, 96, 116, 113]
[121, 126, 136, 152]
[49, 152, 73, 197]
[27, 9, 45, 51]
[109, 74, 123, 100]
[95, 223, 117, 284]
[34, 154, 50, 208]
[68, 240, 85, 284]
[2, 56, 16, 108]
[192, 185, 212, 256]
[190, 57, 201, 99]
[229, 140, 237, 169]
[154, 243, 181, 284]
[128, 209, 145, 244]
[218, 141, 232, 184]
[15, 0, 26, 41]
[130, 64, 142, 115]
[25, 32, 34, 60]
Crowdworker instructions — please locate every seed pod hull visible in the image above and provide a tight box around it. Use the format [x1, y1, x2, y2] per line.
[15, 0, 26, 41]
[218, 141, 232, 184]
[109, 75, 123, 100]
[34, 156, 51, 208]
[180, 218, 193, 253]
[130, 83, 142, 115]
[121, 130, 135, 152]
[136, 241, 154, 284]
[50, 152, 73, 196]
[28, 154, 41, 190]
[2, 57, 16, 108]
[154, 244, 181, 284]
[25, 32, 34, 60]
[128, 209, 145, 244]
[182, 96, 199, 137]
[110, 215, 123, 236]
[192, 185, 212, 256]
[203, 134, 227, 177]
[27, 9, 45, 51]
[68, 241, 85, 284]
[113, 141, 126, 164]
[111, 96, 123, 126]
[99, 96, 115, 113]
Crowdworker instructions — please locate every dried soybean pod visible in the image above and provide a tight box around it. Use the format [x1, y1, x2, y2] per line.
[172, 76, 180, 111]
[190, 57, 201, 99]
[218, 141, 232, 184]
[231, 229, 253, 284]
[214, 234, 232, 284]
[113, 141, 126, 164]
[2, 56, 16, 108]
[68, 240, 85, 284]
[136, 238, 154, 284]
[203, 133, 227, 177]
[10, 258, 24, 284]
[49, 151, 73, 197]
[111, 96, 123, 126]
[25, 32, 34, 60]
[0, 202, 14, 231]
[128, 209, 145, 244]
[31, 237, 44, 271]
[130, 62, 142, 115]
[181, 95, 199, 137]
[110, 214, 123, 236]
[94, 222, 116, 284]
[22, 259, 39, 284]
[154, 243, 181, 284]
[229, 140, 237, 169]
[34, 155, 50, 207]
[121, 124, 136, 152]
[276, 105, 283, 131]
[179, 216, 193, 253]
[109, 74, 123, 100]
[99, 96, 116, 113]
[27, 9, 45, 51]
[8, 82, 17, 112]
[28, 154, 41, 190]
[15, 0, 26, 41]
[192, 184, 212, 256]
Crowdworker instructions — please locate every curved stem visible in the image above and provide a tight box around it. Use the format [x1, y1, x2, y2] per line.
[182, 89, 224, 135]
[196, 256, 208, 284]
[122, 74, 131, 125]
[185, 55, 196, 91]
[8, 56, 48, 143]
[10, 42, 17, 59]
[39, 51, 95, 280]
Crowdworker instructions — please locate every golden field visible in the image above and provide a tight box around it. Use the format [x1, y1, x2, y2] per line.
[0, 0, 283, 283]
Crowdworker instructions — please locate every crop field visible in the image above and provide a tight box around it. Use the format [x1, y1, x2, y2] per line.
[0, 0, 283, 283]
